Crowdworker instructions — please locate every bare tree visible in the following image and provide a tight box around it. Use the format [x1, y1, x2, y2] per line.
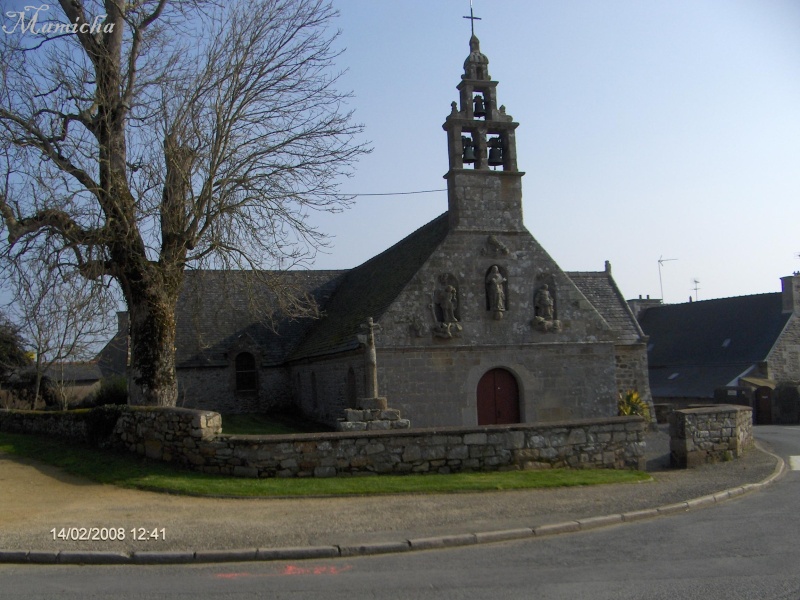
[0, 0, 368, 406]
[6, 253, 115, 408]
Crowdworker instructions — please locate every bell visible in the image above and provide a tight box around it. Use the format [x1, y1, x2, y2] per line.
[488, 138, 503, 167]
[473, 94, 486, 118]
[462, 141, 476, 164]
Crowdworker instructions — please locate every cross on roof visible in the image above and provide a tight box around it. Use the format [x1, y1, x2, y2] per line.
[463, 0, 481, 36]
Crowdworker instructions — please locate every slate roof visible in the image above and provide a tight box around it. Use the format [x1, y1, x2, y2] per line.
[98, 213, 649, 370]
[174, 269, 346, 367]
[289, 213, 450, 361]
[638, 293, 790, 398]
[16, 362, 103, 384]
[567, 270, 645, 344]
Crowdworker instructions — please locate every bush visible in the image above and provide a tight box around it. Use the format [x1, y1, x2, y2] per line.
[618, 390, 650, 421]
[88, 376, 128, 407]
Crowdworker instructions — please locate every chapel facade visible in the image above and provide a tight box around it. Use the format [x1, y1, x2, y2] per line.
[99, 36, 652, 428]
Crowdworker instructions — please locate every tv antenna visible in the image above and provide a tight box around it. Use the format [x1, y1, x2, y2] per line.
[692, 278, 701, 301]
[658, 256, 677, 301]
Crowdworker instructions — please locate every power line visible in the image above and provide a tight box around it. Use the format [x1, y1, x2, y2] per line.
[346, 188, 447, 197]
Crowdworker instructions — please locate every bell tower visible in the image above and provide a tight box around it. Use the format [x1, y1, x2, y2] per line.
[443, 35, 525, 232]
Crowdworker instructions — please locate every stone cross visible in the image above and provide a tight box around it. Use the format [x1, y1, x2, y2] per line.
[360, 317, 382, 398]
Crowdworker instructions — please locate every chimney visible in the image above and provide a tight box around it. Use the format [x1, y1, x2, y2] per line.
[781, 274, 800, 314]
[116, 311, 130, 335]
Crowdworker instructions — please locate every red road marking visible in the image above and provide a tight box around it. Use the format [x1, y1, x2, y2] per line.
[215, 564, 353, 580]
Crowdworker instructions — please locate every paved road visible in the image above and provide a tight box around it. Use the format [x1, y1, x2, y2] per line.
[0, 426, 793, 599]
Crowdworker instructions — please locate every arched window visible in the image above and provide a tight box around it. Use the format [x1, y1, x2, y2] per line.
[235, 352, 257, 392]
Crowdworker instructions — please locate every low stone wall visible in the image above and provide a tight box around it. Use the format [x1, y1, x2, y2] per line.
[0, 407, 646, 477]
[669, 405, 753, 468]
[0, 409, 89, 441]
[112, 406, 222, 460]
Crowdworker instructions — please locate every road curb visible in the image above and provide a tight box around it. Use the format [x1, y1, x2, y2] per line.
[0, 446, 787, 566]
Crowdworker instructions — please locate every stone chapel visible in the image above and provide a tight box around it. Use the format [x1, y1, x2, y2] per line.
[100, 35, 652, 428]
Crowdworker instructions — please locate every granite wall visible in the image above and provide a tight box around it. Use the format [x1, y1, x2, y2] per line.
[669, 405, 753, 468]
[0, 407, 646, 477]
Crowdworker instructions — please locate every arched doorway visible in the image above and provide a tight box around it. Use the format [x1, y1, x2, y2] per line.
[477, 368, 520, 425]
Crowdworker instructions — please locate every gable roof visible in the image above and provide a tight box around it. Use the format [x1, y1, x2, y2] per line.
[175, 270, 346, 367]
[567, 270, 645, 344]
[289, 213, 450, 361]
[638, 293, 791, 398]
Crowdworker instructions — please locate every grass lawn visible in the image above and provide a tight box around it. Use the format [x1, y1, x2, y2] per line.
[0, 431, 650, 497]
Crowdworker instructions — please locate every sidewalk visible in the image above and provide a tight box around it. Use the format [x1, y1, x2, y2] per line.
[0, 429, 783, 564]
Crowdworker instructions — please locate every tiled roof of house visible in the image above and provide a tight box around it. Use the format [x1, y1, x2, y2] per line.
[638, 293, 790, 398]
[567, 270, 645, 344]
[289, 213, 450, 361]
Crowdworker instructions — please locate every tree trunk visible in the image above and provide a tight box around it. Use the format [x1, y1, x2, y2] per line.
[125, 274, 181, 407]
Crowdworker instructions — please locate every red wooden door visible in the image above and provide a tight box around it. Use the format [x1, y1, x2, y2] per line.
[477, 368, 520, 425]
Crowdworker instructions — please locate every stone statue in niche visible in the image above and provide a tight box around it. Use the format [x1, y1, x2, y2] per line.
[532, 283, 562, 333]
[486, 265, 507, 320]
[431, 274, 462, 339]
[535, 284, 554, 320]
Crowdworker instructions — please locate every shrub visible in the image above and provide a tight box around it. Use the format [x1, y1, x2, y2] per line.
[618, 389, 650, 421]
[89, 376, 128, 407]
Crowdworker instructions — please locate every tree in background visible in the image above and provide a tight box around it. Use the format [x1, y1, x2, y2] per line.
[0, 310, 29, 383]
[5, 249, 115, 408]
[0, 0, 368, 406]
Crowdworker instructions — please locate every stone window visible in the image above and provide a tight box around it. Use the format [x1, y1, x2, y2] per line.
[235, 352, 257, 392]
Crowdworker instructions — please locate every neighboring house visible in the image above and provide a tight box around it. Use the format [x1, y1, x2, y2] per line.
[1, 361, 103, 408]
[635, 274, 800, 424]
[97, 35, 652, 428]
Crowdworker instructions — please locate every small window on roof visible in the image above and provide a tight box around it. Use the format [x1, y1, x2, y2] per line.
[668, 372, 680, 380]
[722, 338, 731, 348]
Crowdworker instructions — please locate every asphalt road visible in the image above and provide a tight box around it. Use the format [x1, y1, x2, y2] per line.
[0, 426, 796, 599]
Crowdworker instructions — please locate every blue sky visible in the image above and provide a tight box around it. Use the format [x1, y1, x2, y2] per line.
[310, 0, 800, 304]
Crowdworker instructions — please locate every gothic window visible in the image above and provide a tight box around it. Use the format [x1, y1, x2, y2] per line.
[235, 352, 257, 392]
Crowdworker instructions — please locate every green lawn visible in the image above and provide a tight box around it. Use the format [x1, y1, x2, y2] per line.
[0, 431, 650, 498]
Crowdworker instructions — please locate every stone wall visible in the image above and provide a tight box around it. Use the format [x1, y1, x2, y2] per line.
[0, 407, 646, 477]
[614, 344, 653, 408]
[767, 314, 800, 382]
[290, 353, 364, 427]
[177, 366, 293, 415]
[0, 409, 89, 441]
[120, 413, 645, 477]
[669, 405, 753, 468]
[289, 343, 620, 430]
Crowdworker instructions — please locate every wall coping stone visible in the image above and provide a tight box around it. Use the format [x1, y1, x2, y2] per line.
[219, 416, 646, 444]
